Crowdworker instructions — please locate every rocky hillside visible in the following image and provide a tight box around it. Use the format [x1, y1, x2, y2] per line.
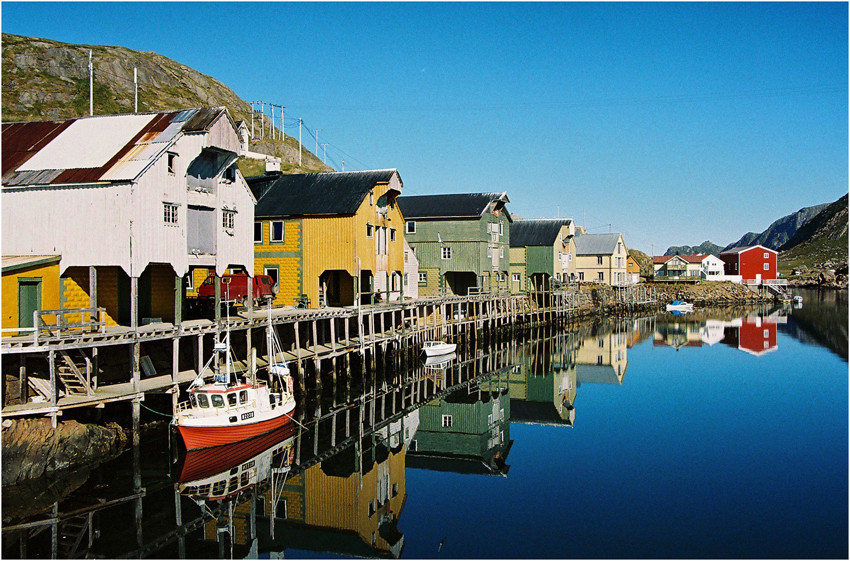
[723, 202, 829, 251]
[1, 33, 330, 174]
[628, 248, 652, 277]
[780, 194, 848, 272]
[664, 241, 724, 256]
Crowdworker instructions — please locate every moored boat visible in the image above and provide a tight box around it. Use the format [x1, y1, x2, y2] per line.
[665, 300, 694, 313]
[173, 303, 295, 451]
[422, 340, 457, 357]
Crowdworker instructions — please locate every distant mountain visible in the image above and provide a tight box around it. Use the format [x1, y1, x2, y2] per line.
[779, 194, 848, 268]
[723, 203, 829, 251]
[1, 33, 330, 174]
[664, 241, 724, 256]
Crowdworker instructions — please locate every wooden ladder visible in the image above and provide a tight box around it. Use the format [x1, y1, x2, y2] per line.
[57, 351, 94, 396]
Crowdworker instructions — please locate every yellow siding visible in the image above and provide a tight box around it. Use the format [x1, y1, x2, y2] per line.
[2, 261, 60, 331]
[149, 264, 175, 322]
[59, 266, 121, 327]
[416, 268, 441, 297]
[254, 220, 303, 306]
[97, 267, 120, 326]
[302, 215, 355, 307]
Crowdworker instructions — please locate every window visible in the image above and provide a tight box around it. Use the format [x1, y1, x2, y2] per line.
[196, 393, 209, 408]
[167, 152, 176, 175]
[598, 272, 604, 281]
[239, 390, 248, 404]
[227, 392, 237, 406]
[270, 221, 284, 242]
[763, 263, 769, 271]
[392, 482, 398, 497]
[500, 247, 504, 258]
[390, 228, 396, 242]
[763, 329, 770, 338]
[211, 394, 225, 408]
[597, 355, 603, 365]
[418, 272, 427, 283]
[163, 203, 178, 225]
[597, 256, 603, 265]
[764, 252, 769, 259]
[487, 246, 492, 258]
[497, 272, 505, 282]
[369, 191, 374, 206]
[512, 273, 520, 282]
[222, 210, 235, 229]
[263, 266, 279, 288]
[254, 222, 262, 244]
[441, 414, 453, 427]
[441, 246, 452, 260]
[499, 222, 504, 236]
[366, 223, 374, 238]
[224, 165, 236, 183]
[406, 221, 416, 234]
[579, 272, 585, 281]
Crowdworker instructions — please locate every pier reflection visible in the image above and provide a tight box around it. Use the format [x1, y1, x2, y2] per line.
[2, 318, 656, 559]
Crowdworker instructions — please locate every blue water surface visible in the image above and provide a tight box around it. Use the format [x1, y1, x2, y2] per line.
[401, 328, 848, 558]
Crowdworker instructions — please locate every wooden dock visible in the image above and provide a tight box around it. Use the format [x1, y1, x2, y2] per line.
[1, 287, 651, 426]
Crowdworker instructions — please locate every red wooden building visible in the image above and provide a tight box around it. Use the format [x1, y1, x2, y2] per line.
[722, 317, 778, 356]
[719, 245, 778, 283]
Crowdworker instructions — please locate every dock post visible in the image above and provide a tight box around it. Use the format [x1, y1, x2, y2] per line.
[48, 350, 57, 428]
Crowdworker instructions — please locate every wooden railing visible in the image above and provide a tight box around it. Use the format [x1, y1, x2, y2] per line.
[29, 307, 106, 344]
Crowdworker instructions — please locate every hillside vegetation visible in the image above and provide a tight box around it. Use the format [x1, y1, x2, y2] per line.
[664, 241, 724, 256]
[779, 194, 848, 273]
[1, 33, 330, 175]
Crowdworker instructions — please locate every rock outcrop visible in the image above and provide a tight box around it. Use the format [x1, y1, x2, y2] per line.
[1, 418, 128, 485]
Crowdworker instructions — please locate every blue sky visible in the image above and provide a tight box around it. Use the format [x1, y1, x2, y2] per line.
[3, 2, 847, 253]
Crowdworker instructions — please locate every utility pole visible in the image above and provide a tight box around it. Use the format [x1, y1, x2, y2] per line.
[280, 105, 285, 141]
[271, 105, 275, 140]
[88, 50, 93, 116]
[260, 101, 265, 139]
[133, 67, 138, 113]
[250, 102, 255, 138]
[298, 118, 303, 166]
[342, 159, 345, 172]
[321, 143, 328, 163]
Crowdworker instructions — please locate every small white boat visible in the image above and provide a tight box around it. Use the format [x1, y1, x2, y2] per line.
[665, 300, 694, 313]
[793, 295, 803, 304]
[422, 340, 457, 357]
[424, 352, 456, 369]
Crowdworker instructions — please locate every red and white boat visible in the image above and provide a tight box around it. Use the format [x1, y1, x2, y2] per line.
[173, 304, 295, 451]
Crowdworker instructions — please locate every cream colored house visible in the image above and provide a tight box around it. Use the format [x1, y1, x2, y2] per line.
[574, 233, 629, 286]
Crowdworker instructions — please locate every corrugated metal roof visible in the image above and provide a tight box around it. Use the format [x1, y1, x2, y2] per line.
[249, 169, 400, 218]
[2, 107, 230, 187]
[721, 245, 777, 255]
[509, 219, 572, 247]
[396, 192, 510, 220]
[2, 254, 61, 273]
[574, 233, 623, 255]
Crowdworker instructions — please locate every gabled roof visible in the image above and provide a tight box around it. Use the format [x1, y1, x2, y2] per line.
[397, 192, 510, 221]
[2, 254, 61, 274]
[574, 233, 623, 255]
[509, 219, 573, 248]
[248, 169, 401, 218]
[2, 107, 232, 187]
[720, 245, 778, 255]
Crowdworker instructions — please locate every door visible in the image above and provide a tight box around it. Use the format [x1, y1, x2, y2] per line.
[18, 278, 41, 329]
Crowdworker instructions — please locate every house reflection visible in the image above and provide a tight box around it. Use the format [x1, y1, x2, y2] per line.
[575, 324, 628, 387]
[653, 308, 785, 357]
[407, 370, 513, 476]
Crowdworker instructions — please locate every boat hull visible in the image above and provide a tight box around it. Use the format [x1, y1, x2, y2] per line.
[423, 343, 457, 357]
[177, 410, 292, 451]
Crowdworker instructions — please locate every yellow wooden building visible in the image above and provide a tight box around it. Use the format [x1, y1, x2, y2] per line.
[247, 170, 406, 308]
[2, 255, 61, 334]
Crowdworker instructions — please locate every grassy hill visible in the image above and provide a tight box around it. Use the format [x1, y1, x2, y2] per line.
[779, 194, 848, 274]
[1, 33, 330, 175]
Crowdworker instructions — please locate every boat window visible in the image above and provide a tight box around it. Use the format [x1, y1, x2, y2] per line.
[212, 481, 226, 495]
[189, 394, 197, 408]
[241, 472, 250, 486]
[196, 393, 209, 408]
[269, 394, 277, 405]
[211, 394, 225, 408]
[227, 392, 237, 407]
[228, 476, 239, 493]
[239, 390, 248, 404]
[197, 484, 211, 496]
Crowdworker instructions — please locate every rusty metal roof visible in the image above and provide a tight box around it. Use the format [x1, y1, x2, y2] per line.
[2, 107, 228, 187]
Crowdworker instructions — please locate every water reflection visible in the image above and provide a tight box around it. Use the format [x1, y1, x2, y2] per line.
[3, 297, 845, 558]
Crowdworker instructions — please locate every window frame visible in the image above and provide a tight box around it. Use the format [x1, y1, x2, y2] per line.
[406, 221, 416, 234]
[222, 210, 235, 230]
[254, 222, 263, 244]
[163, 202, 179, 225]
[418, 271, 427, 284]
[270, 220, 285, 243]
[441, 246, 452, 260]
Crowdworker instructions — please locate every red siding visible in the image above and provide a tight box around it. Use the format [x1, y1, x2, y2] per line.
[720, 246, 777, 280]
[739, 320, 777, 355]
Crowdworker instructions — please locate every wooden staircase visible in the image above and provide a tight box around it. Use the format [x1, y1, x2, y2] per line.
[57, 350, 94, 396]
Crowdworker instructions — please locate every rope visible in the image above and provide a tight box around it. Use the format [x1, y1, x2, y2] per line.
[283, 412, 309, 430]
[140, 402, 173, 418]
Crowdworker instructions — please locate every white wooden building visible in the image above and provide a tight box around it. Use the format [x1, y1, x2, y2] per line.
[2, 107, 256, 326]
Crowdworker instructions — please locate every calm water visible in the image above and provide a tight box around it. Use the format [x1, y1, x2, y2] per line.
[3, 289, 847, 559]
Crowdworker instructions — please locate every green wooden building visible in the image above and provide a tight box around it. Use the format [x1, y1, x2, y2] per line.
[508, 218, 576, 293]
[396, 192, 512, 296]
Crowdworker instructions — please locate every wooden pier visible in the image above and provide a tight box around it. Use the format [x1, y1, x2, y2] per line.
[1, 286, 652, 427]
